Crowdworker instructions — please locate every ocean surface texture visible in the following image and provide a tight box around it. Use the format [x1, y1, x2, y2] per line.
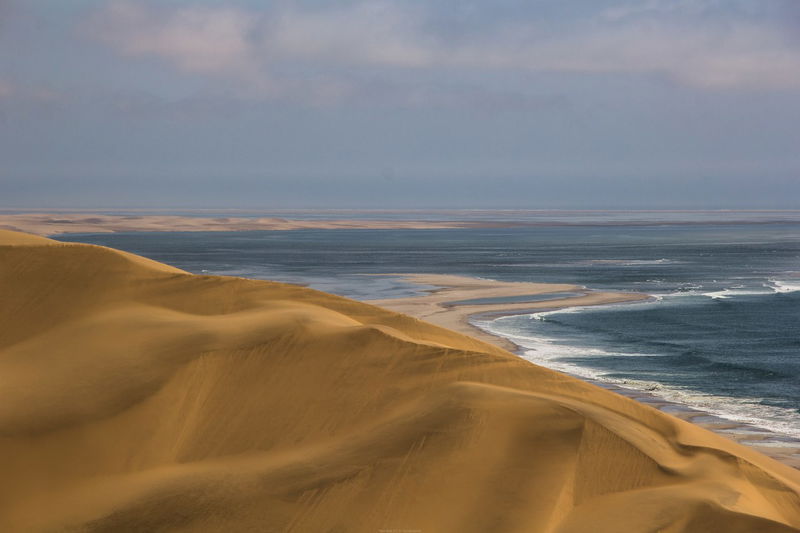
[57, 218, 800, 440]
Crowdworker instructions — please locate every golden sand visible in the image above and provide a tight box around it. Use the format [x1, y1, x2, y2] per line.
[1, 229, 799, 532]
[0, 213, 500, 236]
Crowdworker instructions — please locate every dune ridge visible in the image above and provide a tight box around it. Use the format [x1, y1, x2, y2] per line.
[1, 229, 799, 532]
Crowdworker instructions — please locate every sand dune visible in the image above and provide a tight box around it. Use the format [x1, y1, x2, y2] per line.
[1, 229, 799, 532]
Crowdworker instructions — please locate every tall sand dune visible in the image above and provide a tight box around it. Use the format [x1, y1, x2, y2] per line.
[1, 229, 799, 532]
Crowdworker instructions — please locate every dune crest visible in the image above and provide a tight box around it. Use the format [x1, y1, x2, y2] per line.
[0, 229, 55, 245]
[1, 230, 799, 532]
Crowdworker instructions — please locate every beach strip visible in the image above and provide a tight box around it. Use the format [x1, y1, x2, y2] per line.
[367, 273, 649, 351]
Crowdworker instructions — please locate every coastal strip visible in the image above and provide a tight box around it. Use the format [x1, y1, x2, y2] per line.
[368, 273, 800, 468]
[366, 273, 649, 351]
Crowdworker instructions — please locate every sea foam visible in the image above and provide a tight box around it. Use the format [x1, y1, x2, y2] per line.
[473, 314, 800, 441]
[769, 280, 800, 293]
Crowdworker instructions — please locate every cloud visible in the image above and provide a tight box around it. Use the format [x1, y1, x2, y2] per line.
[88, 2, 258, 75]
[479, 21, 800, 90]
[0, 80, 13, 98]
[271, 2, 435, 68]
[600, 0, 759, 21]
[85, 0, 800, 100]
[0, 79, 62, 105]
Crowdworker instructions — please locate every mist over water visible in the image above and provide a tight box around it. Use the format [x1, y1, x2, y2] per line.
[57, 219, 800, 438]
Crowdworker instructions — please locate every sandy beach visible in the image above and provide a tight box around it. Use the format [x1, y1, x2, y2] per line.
[367, 273, 649, 351]
[369, 273, 800, 469]
[1, 228, 799, 531]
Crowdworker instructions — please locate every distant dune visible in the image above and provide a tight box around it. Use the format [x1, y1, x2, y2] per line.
[0, 213, 501, 235]
[1, 229, 799, 532]
[4, 211, 797, 237]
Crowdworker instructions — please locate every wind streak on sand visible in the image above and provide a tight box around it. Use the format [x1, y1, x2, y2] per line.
[1, 230, 800, 532]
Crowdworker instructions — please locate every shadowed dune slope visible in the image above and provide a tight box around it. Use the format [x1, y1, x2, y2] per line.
[1, 230, 799, 532]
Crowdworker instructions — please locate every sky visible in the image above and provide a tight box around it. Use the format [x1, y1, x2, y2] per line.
[1, 0, 799, 209]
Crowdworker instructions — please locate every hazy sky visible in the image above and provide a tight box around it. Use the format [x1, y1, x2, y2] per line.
[2, 0, 799, 209]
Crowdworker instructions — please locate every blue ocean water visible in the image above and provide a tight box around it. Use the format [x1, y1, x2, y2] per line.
[56, 222, 800, 437]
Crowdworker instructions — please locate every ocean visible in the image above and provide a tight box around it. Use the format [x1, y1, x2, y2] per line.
[56, 218, 800, 440]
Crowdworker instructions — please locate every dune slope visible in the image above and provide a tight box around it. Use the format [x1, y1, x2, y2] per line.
[1, 230, 799, 532]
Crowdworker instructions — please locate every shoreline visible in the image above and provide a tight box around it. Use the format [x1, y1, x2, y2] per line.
[368, 273, 800, 468]
[366, 273, 649, 352]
